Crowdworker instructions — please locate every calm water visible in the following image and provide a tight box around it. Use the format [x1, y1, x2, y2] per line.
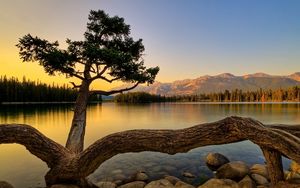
[0, 102, 299, 187]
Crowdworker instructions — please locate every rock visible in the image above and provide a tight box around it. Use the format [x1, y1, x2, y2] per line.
[198, 178, 239, 188]
[95, 181, 117, 188]
[113, 173, 127, 181]
[50, 185, 80, 188]
[250, 164, 269, 179]
[205, 153, 230, 171]
[113, 180, 123, 186]
[164, 175, 181, 185]
[216, 161, 249, 181]
[118, 181, 146, 188]
[182, 172, 196, 178]
[175, 181, 195, 188]
[135, 172, 149, 181]
[238, 175, 256, 188]
[250, 174, 269, 185]
[145, 179, 174, 188]
[111, 169, 123, 174]
[162, 165, 177, 172]
[275, 181, 300, 188]
[284, 170, 291, 180]
[284, 171, 300, 180]
[286, 171, 300, 184]
[256, 186, 268, 188]
[290, 161, 300, 174]
[0, 181, 14, 188]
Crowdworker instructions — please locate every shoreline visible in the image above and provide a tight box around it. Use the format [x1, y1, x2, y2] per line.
[1, 101, 299, 105]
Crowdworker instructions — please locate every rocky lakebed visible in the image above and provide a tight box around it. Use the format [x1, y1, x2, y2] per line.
[1, 152, 300, 188]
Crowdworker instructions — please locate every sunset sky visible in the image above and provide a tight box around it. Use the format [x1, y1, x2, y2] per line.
[1, 0, 300, 89]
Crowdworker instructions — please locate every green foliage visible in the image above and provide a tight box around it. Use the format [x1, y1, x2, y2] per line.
[114, 92, 169, 103]
[114, 87, 300, 103]
[168, 87, 300, 102]
[16, 10, 159, 85]
[0, 76, 100, 103]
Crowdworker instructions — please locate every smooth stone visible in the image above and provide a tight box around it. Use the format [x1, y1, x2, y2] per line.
[205, 153, 230, 171]
[0, 181, 14, 188]
[238, 175, 256, 188]
[113, 180, 123, 186]
[164, 175, 181, 185]
[144, 163, 156, 168]
[118, 181, 146, 188]
[144, 179, 174, 188]
[162, 165, 177, 172]
[284, 171, 300, 180]
[250, 164, 269, 179]
[290, 161, 300, 174]
[50, 185, 80, 188]
[216, 161, 250, 181]
[111, 169, 123, 174]
[251, 174, 269, 185]
[152, 166, 163, 172]
[114, 173, 127, 181]
[174, 181, 195, 188]
[135, 172, 149, 181]
[182, 172, 196, 178]
[286, 172, 300, 184]
[95, 181, 117, 188]
[198, 178, 239, 188]
[284, 170, 291, 180]
[276, 181, 300, 187]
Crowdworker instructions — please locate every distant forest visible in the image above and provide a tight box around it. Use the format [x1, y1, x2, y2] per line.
[0, 76, 99, 103]
[115, 87, 300, 103]
[1, 75, 299, 103]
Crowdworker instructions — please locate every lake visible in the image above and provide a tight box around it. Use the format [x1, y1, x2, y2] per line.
[0, 102, 299, 187]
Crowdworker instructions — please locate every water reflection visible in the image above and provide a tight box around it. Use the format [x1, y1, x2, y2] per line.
[0, 103, 299, 187]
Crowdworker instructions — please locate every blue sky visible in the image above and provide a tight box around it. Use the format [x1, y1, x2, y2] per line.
[0, 0, 299, 85]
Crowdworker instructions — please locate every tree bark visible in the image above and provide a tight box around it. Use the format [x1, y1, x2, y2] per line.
[66, 80, 90, 153]
[1, 116, 300, 186]
[77, 117, 300, 178]
[0, 124, 70, 167]
[261, 147, 284, 185]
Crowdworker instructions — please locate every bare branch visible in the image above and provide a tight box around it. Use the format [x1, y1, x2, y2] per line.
[98, 76, 122, 83]
[69, 72, 85, 80]
[89, 82, 139, 96]
[90, 66, 109, 81]
[98, 66, 108, 76]
[0, 124, 71, 168]
[89, 65, 97, 74]
[69, 82, 81, 89]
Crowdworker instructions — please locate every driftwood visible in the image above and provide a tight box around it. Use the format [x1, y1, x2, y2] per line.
[1, 116, 300, 186]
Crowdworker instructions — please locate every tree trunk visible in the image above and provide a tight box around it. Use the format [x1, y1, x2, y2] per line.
[261, 147, 284, 185]
[66, 80, 90, 153]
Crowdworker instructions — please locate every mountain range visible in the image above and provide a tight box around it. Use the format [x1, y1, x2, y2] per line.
[126, 72, 300, 96]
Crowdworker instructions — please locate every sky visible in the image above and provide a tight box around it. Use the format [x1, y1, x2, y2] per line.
[0, 0, 300, 89]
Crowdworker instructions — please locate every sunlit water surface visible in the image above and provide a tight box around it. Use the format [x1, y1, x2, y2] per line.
[0, 102, 299, 187]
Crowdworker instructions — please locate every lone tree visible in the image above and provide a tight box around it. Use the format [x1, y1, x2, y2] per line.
[17, 10, 159, 153]
[1, 9, 300, 188]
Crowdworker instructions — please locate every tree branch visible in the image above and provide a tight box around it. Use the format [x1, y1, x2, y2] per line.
[90, 66, 109, 81]
[69, 72, 85, 80]
[69, 82, 81, 89]
[98, 66, 108, 76]
[0, 124, 71, 168]
[98, 76, 122, 83]
[89, 82, 139, 96]
[77, 116, 300, 176]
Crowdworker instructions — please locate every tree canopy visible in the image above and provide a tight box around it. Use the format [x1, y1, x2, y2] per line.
[16, 10, 159, 91]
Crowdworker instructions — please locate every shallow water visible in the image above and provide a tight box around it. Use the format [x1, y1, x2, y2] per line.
[0, 102, 299, 187]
